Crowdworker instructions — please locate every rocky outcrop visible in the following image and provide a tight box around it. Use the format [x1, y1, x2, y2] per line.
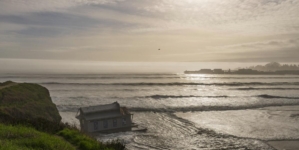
[0, 81, 61, 123]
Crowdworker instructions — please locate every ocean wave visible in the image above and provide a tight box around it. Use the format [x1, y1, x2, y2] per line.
[63, 94, 299, 101]
[231, 88, 299, 90]
[146, 95, 229, 99]
[50, 88, 150, 92]
[257, 94, 299, 99]
[144, 94, 299, 100]
[130, 104, 299, 112]
[290, 114, 299, 118]
[57, 105, 81, 112]
[68, 96, 90, 100]
[41, 82, 299, 86]
[57, 103, 299, 113]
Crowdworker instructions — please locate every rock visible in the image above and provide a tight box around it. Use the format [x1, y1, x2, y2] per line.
[0, 81, 61, 123]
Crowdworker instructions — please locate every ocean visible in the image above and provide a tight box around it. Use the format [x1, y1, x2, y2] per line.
[1, 73, 299, 149]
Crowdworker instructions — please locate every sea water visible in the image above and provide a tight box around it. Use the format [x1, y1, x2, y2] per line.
[1, 74, 299, 149]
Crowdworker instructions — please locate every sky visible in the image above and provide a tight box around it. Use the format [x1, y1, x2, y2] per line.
[0, 0, 299, 73]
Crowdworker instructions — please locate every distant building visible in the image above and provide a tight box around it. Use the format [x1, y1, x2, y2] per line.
[199, 69, 213, 74]
[213, 69, 224, 74]
[235, 69, 259, 74]
[76, 102, 134, 133]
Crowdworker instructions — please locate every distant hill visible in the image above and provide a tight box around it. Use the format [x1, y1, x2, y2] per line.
[184, 62, 299, 75]
[248, 62, 299, 72]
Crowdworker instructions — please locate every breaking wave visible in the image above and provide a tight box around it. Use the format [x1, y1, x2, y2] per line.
[57, 102, 299, 113]
[130, 103, 299, 112]
[257, 94, 299, 99]
[145, 95, 229, 99]
[63, 94, 299, 101]
[232, 88, 299, 90]
[145, 94, 299, 100]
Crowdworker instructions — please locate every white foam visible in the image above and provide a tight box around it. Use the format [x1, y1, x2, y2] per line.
[59, 112, 80, 128]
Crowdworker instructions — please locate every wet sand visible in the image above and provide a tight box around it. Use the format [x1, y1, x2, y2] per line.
[176, 105, 299, 150]
[267, 140, 299, 150]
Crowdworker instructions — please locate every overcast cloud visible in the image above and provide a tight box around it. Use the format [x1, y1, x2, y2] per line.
[0, 0, 299, 62]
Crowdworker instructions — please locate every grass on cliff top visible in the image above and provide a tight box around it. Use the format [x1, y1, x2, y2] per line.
[0, 124, 75, 150]
[0, 121, 125, 150]
[0, 81, 17, 90]
[58, 128, 124, 150]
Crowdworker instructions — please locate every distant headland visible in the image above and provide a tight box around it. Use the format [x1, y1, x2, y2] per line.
[184, 62, 299, 75]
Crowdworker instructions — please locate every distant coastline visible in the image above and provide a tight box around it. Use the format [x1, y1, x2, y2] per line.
[184, 62, 299, 75]
[184, 69, 299, 75]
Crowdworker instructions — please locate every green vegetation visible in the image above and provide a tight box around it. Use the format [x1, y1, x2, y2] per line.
[58, 129, 124, 150]
[0, 124, 75, 150]
[0, 81, 125, 150]
[0, 81, 61, 122]
[248, 62, 299, 71]
[0, 122, 125, 150]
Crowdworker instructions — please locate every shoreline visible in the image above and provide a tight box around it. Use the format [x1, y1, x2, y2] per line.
[176, 105, 299, 150]
[60, 105, 299, 149]
[267, 140, 299, 150]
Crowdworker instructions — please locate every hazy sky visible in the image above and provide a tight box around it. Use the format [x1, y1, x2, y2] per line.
[0, 0, 299, 63]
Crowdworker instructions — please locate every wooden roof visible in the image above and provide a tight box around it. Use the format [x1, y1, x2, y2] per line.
[76, 102, 131, 121]
[80, 102, 120, 114]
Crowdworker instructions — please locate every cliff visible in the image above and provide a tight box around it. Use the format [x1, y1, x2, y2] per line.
[0, 81, 61, 123]
[0, 81, 125, 150]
